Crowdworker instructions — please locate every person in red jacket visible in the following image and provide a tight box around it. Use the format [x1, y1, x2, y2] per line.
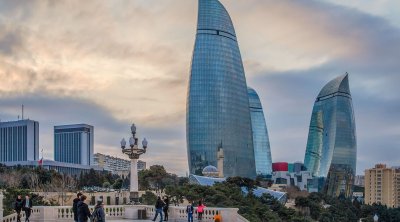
[197, 201, 206, 221]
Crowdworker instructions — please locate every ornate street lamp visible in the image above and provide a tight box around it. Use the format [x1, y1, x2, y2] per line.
[120, 123, 148, 203]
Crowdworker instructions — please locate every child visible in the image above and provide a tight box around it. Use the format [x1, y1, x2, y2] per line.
[213, 211, 222, 222]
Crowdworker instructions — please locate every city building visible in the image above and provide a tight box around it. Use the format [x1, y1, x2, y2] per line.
[304, 73, 357, 197]
[248, 87, 273, 176]
[54, 124, 94, 165]
[0, 120, 39, 162]
[365, 164, 400, 208]
[187, 0, 256, 178]
[355, 175, 365, 187]
[4, 159, 104, 176]
[271, 162, 315, 192]
[93, 153, 146, 176]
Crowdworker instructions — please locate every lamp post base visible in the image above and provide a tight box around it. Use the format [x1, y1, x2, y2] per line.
[130, 191, 139, 204]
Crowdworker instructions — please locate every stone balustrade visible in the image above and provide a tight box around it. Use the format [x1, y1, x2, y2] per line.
[1, 208, 41, 222]
[55, 205, 125, 221]
[144, 205, 248, 222]
[0, 205, 248, 222]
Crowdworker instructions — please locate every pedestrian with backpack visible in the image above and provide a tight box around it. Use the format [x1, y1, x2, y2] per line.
[14, 195, 23, 222]
[73, 193, 83, 222]
[77, 195, 91, 222]
[92, 200, 105, 222]
[186, 201, 194, 222]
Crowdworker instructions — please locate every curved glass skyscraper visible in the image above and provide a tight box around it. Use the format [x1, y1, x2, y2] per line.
[248, 87, 272, 176]
[187, 0, 256, 178]
[304, 73, 357, 197]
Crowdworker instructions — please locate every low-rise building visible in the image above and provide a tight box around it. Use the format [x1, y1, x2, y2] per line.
[93, 153, 146, 174]
[271, 162, 315, 192]
[4, 159, 104, 176]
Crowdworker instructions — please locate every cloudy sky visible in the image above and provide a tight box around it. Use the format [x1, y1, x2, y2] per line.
[0, 0, 399, 176]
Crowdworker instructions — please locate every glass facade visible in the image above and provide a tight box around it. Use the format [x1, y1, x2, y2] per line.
[54, 124, 93, 165]
[248, 87, 272, 176]
[187, 0, 256, 178]
[304, 74, 357, 197]
[0, 126, 27, 161]
[0, 120, 39, 162]
[54, 132, 82, 164]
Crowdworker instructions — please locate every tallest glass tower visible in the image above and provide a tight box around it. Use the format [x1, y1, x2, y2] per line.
[187, 0, 256, 178]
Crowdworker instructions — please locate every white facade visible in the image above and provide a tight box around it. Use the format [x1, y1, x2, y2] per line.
[93, 153, 146, 174]
[0, 120, 39, 162]
[54, 124, 94, 165]
[272, 171, 314, 192]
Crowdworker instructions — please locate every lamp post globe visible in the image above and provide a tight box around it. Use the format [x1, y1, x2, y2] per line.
[129, 137, 135, 148]
[142, 138, 148, 149]
[130, 123, 136, 135]
[120, 138, 126, 149]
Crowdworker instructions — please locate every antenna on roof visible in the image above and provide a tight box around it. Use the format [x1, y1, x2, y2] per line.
[22, 104, 24, 120]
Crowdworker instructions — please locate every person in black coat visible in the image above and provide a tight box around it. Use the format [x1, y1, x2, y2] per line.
[22, 195, 33, 222]
[14, 195, 23, 222]
[152, 196, 165, 222]
[73, 193, 83, 222]
[163, 196, 169, 221]
[77, 195, 91, 222]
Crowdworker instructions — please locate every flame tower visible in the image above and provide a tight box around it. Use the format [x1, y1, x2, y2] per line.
[186, 0, 256, 178]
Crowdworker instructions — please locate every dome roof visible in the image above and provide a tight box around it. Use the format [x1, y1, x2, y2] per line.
[202, 165, 218, 173]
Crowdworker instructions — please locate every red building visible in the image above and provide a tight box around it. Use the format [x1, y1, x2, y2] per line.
[272, 162, 289, 172]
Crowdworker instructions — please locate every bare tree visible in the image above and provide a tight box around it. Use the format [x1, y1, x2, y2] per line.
[26, 173, 40, 191]
[1, 171, 22, 188]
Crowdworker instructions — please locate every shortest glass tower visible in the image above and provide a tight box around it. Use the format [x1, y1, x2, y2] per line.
[248, 87, 273, 176]
[304, 73, 357, 198]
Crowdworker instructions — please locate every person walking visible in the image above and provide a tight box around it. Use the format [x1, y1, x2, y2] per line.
[197, 201, 206, 221]
[73, 193, 83, 222]
[77, 195, 91, 222]
[22, 195, 32, 222]
[186, 201, 194, 222]
[213, 211, 222, 222]
[152, 196, 165, 222]
[14, 195, 23, 222]
[163, 196, 169, 221]
[92, 200, 106, 222]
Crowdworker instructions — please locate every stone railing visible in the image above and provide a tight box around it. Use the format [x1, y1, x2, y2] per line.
[1, 205, 248, 222]
[55, 205, 125, 221]
[1, 208, 41, 222]
[1, 205, 124, 222]
[144, 205, 249, 222]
